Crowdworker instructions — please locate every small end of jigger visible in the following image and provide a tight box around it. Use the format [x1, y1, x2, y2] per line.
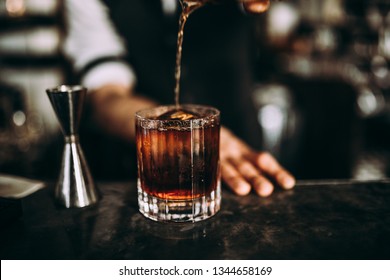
[46, 85, 100, 208]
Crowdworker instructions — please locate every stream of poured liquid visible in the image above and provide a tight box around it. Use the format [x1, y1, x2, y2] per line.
[174, 0, 271, 107]
[174, 0, 205, 107]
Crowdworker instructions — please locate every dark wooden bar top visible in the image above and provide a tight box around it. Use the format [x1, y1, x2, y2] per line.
[1, 180, 390, 259]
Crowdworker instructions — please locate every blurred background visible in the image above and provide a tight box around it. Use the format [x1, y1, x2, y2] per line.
[1, 0, 390, 182]
[0, 0, 65, 179]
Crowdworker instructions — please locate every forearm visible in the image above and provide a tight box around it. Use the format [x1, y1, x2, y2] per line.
[89, 84, 157, 142]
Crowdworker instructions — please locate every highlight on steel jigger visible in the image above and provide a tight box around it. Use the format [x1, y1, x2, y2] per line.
[46, 85, 99, 208]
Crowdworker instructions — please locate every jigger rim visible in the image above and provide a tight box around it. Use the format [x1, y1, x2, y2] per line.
[46, 85, 86, 94]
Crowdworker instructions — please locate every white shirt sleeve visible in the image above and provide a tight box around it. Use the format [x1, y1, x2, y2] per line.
[63, 0, 137, 90]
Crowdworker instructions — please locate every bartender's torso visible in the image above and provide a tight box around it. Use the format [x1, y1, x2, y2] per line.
[102, 0, 260, 146]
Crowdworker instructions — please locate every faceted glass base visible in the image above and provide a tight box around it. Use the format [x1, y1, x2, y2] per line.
[137, 179, 221, 222]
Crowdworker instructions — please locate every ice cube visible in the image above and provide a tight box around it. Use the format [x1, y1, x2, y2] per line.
[156, 108, 201, 120]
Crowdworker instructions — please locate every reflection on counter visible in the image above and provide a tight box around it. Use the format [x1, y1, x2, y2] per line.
[1, 181, 389, 259]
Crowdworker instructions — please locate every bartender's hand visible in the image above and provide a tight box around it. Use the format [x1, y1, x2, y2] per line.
[220, 127, 295, 197]
[90, 85, 295, 197]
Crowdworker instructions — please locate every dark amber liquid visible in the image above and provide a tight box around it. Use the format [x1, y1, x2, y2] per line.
[136, 123, 220, 200]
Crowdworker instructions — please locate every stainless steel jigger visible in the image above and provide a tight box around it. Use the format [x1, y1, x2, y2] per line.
[46, 85, 99, 208]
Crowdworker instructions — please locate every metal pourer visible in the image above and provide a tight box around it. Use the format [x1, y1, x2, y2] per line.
[46, 85, 99, 208]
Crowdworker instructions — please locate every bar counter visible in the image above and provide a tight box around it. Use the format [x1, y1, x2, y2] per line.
[1, 180, 390, 259]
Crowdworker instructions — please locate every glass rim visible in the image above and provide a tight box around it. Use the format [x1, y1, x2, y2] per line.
[135, 104, 220, 122]
[46, 85, 86, 94]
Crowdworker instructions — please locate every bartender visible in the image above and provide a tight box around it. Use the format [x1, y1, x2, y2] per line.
[63, 0, 295, 197]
